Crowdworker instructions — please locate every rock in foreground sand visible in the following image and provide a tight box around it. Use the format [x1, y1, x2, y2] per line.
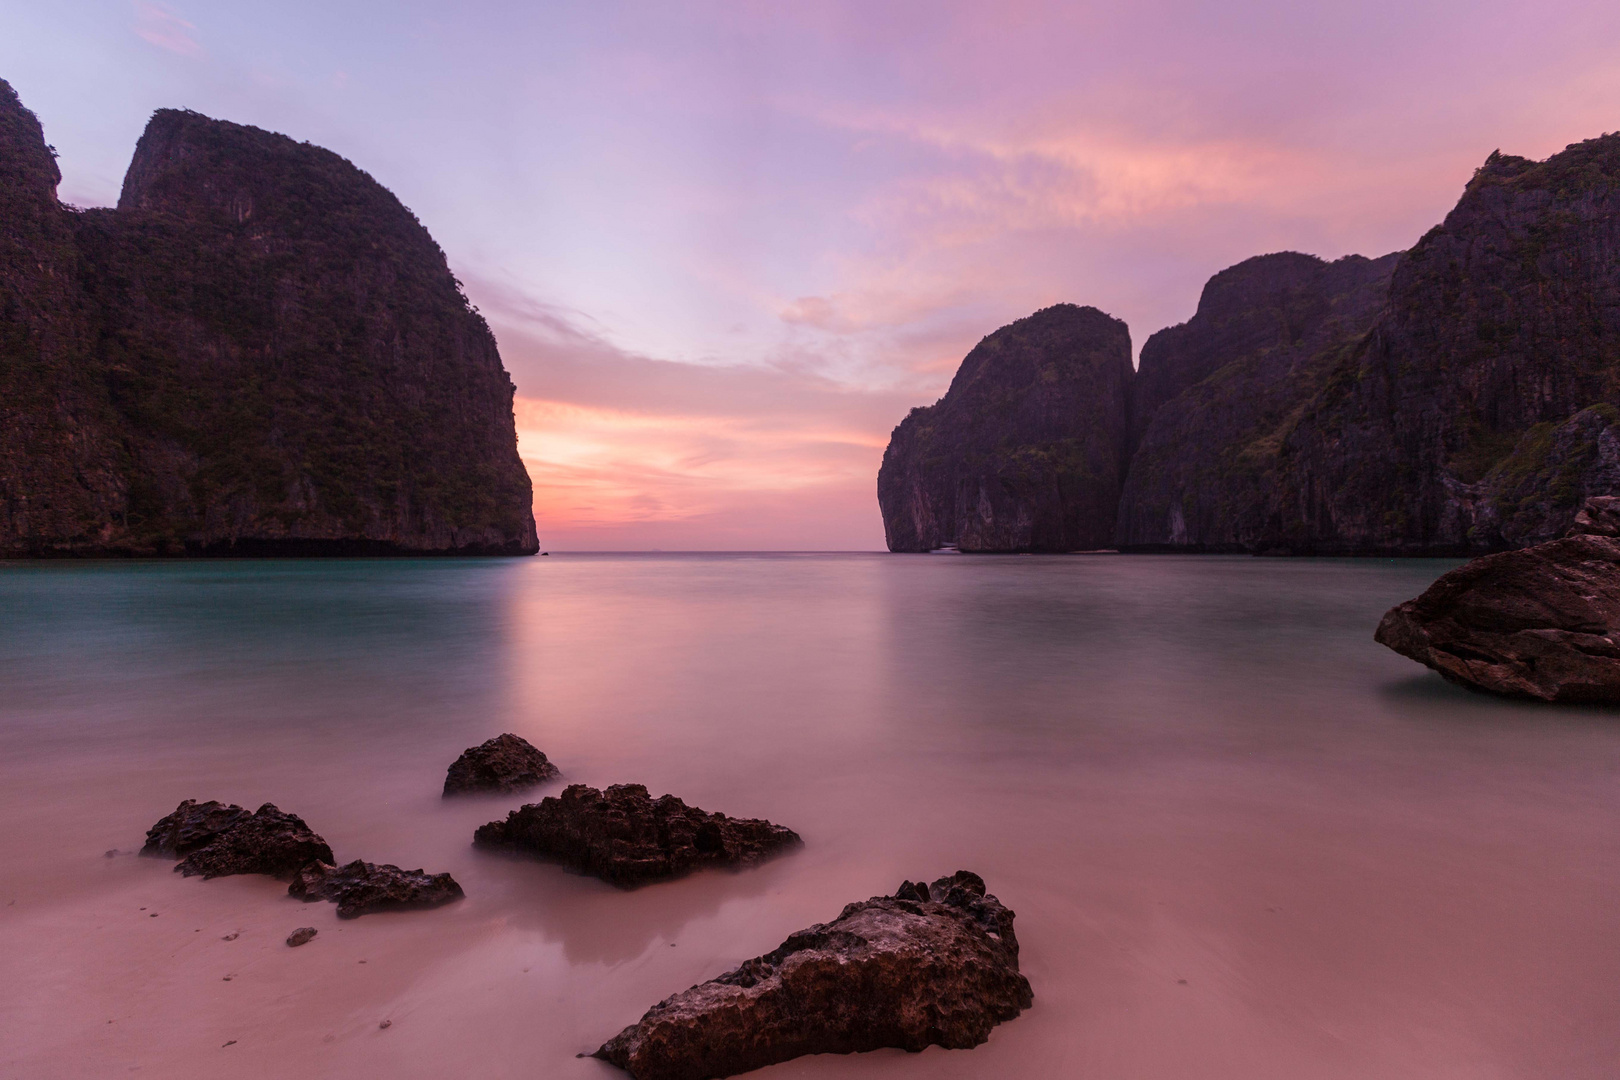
[289, 859, 465, 918]
[594, 871, 1032, 1080]
[473, 783, 800, 888]
[1376, 502, 1620, 702]
[140, 801, 335, 880]
[442, 733, 560, 796]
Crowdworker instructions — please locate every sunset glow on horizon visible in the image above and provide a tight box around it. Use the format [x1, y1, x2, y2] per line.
[7, 0, 1619, 548]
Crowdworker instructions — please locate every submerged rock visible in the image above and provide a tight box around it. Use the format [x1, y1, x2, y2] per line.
[472, 783, 801, 888]
[289, 859, 465, 918]
[164, 803, 335, 880]
[1375, 505, 1620, 701]
[442, 733, 560, 796]
[141, 799, 254, 857]
[594, 871, 1033, 1080]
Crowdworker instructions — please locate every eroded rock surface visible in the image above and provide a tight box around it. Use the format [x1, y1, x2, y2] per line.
[877, 304, 1133, 552]
[442, 733, 560, 796]
[473, 783, 800, 888]
[1376, 505, 1620, 701]
[147, 802, 335, 880]
[289, 859, 464, 918]
[594, 871, 1032, 1080]
[141, 799, 254, 857]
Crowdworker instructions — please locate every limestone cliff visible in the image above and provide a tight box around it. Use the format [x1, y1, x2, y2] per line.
[0, 81, 536, 556]
[877, 304, 1131, 552]
[1276, 137, 1620, 554]
[1115, 252, 1399, 551]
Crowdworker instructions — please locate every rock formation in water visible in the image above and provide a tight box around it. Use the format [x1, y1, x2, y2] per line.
[881, 133, 1620, 555]
[289, 858, 465, 918]
[1374, 498, 1620, 702]
[0, 78, 537, 556]
[593, 871, 1033, 1080]
[877, 304, 1132, 552]
[473, 782, 802, 887]
[144, 800, 335, 879]
[442, 733, 560, 796]
[1116, 252, 1400, 551]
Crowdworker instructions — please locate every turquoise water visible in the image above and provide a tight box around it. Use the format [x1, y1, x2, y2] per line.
[4, 555, 1620, 1079]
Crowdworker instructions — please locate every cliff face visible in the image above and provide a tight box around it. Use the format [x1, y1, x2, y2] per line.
[877, 304, 1131, 552]
[1116, 252, 1399, 551]
[0, 83, 537, 556]
[1276, 138, 1620, 554]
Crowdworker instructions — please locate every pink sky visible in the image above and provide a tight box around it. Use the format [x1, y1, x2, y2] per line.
[6, 1, 1620, 548]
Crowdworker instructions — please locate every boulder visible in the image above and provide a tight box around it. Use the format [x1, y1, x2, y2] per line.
[286, 927, 317, 947]
[593, 871, 1033, 1080]
[165, 803, 335, 880]
[141, 799, 254, 857]
[1375, 504, 1620, 701]
[289, 859, 465, 918]
[442, 733, 560, 796]
[473, 783, 800, 888]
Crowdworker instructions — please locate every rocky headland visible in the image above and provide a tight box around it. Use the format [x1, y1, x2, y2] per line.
[594, 871, 1032, 1080]
[473, 783, 802, 887]
[877, 304, 1132, 552]
[0, 79, 537, 557]
[880, 134, 1620, 555]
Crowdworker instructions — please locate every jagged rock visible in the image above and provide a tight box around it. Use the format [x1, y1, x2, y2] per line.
[165, 803, 334, 880]
[473, 783, 801, 888]
[593, 871, 1033, 1080]
[1116, 252, 1399, 551]
[877, 304, 1133, 552]
[288, 859, 464, 918]
[442, 733, 560, 796]
[140, 799, 254, 857]
[1375, 507, 1620, 701]
[0, 78, 536, 557]
[286, 927, 317, 947]
[1570, 496, 1620, 538]
[1278, 137, 1620, 554]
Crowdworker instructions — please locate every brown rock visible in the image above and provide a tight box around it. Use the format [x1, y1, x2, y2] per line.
[1375, 511, 1620, 702]
[593, 871, 1032, 1080]
[288, 859, 464, 918]
[169, 803, 335, 880]
[141, 800, 254, 857]
[286, 927, 317, 947]
[472, 783, 800, 888]
[442, 733, 560, 796]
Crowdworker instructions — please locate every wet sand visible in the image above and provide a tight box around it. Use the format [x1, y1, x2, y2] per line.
[4, 554, 1620, 1078]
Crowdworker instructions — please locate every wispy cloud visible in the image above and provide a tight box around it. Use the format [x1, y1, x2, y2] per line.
[133, 1, 203, 58]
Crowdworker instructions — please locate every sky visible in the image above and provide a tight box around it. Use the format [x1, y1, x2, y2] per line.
[4, 1, 1619, 549]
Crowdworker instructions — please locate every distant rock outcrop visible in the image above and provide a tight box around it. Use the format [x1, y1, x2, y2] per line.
[0, 78, 537, 556]
[1277, 138, 1620, 554]
[594, 871, 1032, 1080]
[1116, 252, 1399, 551]
[877, 304, 1132, 552]
[473, 783, 801, 887]
[880, 134, 1620, 556]
[1375, 499, 1620, 702]
[442, 733, 560, 796]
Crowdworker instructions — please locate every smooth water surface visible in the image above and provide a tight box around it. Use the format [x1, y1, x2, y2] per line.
[4, 554, 1620, 1079]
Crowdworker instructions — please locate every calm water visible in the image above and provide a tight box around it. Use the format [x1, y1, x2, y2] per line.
[4, 554, 1620, 1079]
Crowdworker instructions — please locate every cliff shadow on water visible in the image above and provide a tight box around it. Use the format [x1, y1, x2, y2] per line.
[879, 133, 1620, 557]
[0, 79, 537, 558]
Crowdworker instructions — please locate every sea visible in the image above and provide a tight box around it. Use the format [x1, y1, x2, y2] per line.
[3, 553, 1619, 1079]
